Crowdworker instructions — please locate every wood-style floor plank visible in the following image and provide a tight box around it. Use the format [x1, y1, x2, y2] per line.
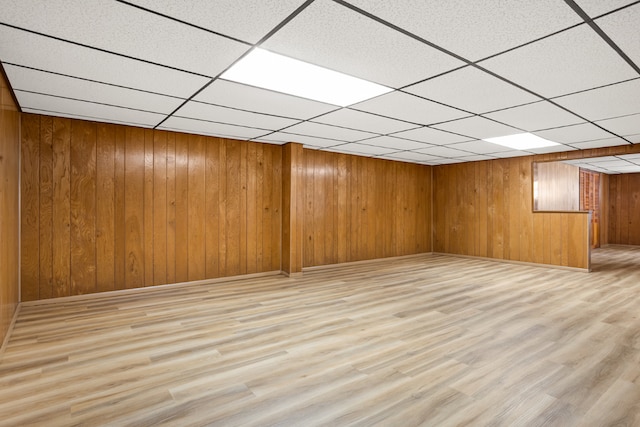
[1, 246, 640, 426]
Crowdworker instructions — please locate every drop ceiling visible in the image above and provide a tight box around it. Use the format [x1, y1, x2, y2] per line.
[1, 0, 639, 166]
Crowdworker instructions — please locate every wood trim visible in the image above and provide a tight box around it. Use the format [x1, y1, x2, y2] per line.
[303, 252, 434, 272]
[20, 270, 283, 307]
[432, 252, 590, 272]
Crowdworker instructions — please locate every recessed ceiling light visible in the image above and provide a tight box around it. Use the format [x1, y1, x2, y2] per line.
[220, 48, 393, 107]
[483, 132, 560, 150]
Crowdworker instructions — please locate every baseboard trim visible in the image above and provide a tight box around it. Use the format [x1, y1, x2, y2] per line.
[21, 270, 284, 307]
[432, 252, 590, 272]
[0, 302, 21, 362]
[303, 252, 434, 272]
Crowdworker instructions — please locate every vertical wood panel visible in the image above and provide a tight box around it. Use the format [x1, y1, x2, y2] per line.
[124, 127, 145, 289]
[52, 118, 71, 297]
[187, 135, 206, 281]
[38, 116, 53, 299]
[143, 130, 154, 287]
[1, 73, 20, 344]
[96, 123, 115, 293]
[205, 137, 220, 279]
[113, 125, 126, 290]
[21, 115, 40, 301]
[608, 173, 640, 246]
[246, 143, 257, 274]
[225, 139, 241, 276]
[153, 131, 167, 285]
[270, 146, 282, 272]
[166, 133, 176, 284]
[174, 133, 189, 283]
[70, 120, 97, 295]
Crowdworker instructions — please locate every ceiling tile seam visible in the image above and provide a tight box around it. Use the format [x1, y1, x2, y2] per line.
[115, 0, 252, 46]
[0, 22, 212, 79]
[346, 105, 456, 128]
[13, 89, 168, 116]
[340, 139, 433, 152]
[169, 114, 282, 133]
[191, 98, 314, 121]
[588, 0, 640, 20]
[152, 0, 317, 129]
[3, 62, 188, 101]
[550, 76, 640, 100]
[0, 61, 22, 112]
[564, 0, 640, 75]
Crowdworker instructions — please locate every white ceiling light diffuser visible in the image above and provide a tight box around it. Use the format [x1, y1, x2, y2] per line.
[220, 48, 393, 107]
[483, 132, 560, 150]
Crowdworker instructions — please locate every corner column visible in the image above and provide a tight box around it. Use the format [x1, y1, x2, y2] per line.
[282, 142, 304, 276]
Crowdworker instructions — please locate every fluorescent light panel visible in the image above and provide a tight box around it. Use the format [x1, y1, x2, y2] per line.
[484, 132, 560, 150]
[220, 48, 392, 107]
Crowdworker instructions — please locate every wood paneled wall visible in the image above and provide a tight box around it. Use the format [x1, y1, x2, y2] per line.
[433, 157, 590, 269]
[20, 114, 282, 301]
[0, 68, 20, 346]
[608, 173, 640, 245]
[302, 149, 432, 267]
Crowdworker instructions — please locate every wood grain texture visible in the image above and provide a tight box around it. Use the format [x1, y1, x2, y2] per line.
[608, 173, 640, 246]
[434, 157, 590, 269]
[303, 150, 432, 267]
[20, 114, 283, 301]
[282, 143, 303, 274]
[0, 67, 20, 348]
[533, 161, 580, 211]
[2, 246, 640, 426]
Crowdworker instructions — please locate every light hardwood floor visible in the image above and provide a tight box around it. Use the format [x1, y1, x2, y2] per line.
[1, 246, 640, 426]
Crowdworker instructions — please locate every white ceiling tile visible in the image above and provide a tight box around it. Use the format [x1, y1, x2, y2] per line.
[358, 136, 432, 150]
[592, 160, 632, 167]
[569, 137, 631, 149]
[612, 165, 640, 172]
[553, 79, 640, 121]
[596, 113, 640, 136]
[262, 0, 463, 88]
[490, 150, 532, 158]
[525, 144, 577, 154]
[328, 143, 398, 156]
[353, 91, 469, 126]
[384, 151, 441, 162]
[345, 0, 581, 60]
[597, 4, 640, 69]
[432, 116, 521, 140]
[574, 0, 637, 18]
[447, 140, 515, 154]
[391, 126, 473, 145]
[483, 101, 584, 132]
[194, 80, 337, 120]
[265, 132, 344, 148]
[16, 91, 165, 127]
[534, 123, 616, 143]
[3, 64, 184, 114]
[1, 0, 249, 77]
[584, 156, 620, 163]
[405, 67, 540, 114]
[0, 27, 209, 98]
[424, 158, 465, 165]
[414, 146, 472, 158]
[174, 101, 299, 131]
[283, 121, 378, 142]
[479, 25, 637, 98]
[455, 155, 496, 161]
[158, 116, 269, 140]
[312, 109, 416, 134]
[124, 0, 307, 43]
[20, 108, 153, 129]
